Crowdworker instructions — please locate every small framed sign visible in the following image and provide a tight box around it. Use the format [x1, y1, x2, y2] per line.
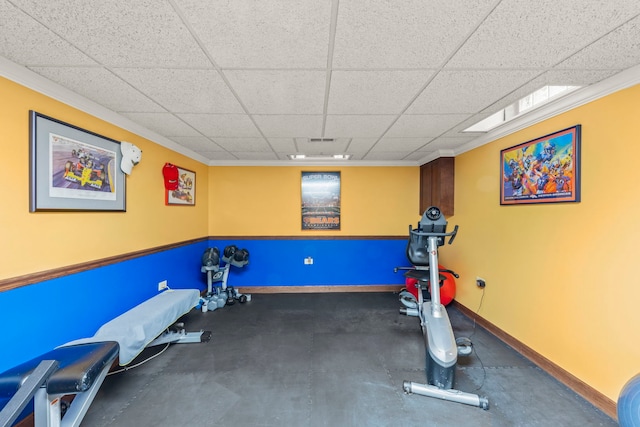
[166, 165, 196, 206]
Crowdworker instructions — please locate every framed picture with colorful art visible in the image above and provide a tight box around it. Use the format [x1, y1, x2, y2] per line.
[165, 165, 196, 206]
[29, 111, 126, 212]
[500, 125, 581, 205]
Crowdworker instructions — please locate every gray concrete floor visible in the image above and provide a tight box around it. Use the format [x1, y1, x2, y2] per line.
[81, 292, 616, 426]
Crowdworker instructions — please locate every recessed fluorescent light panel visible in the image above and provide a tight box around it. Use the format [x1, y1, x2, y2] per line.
[288, 138, 352, 160]
[287, 154, 352, 160]
[464, 85, 581, 133]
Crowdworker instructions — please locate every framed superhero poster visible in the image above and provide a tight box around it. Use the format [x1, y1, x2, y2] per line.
[301, 172, 341, 230]
[29, 111, 126, 212]
[500, 125, 581, 205]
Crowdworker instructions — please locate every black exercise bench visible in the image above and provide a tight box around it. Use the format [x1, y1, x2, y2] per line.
[0, 341, 118, 427]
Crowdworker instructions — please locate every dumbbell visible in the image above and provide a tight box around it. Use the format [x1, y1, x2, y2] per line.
[201, 247, 220, 268]
[233, 248, 249, 263]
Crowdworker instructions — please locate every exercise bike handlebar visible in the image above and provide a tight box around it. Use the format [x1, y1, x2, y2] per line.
[409, 224, 459, 245]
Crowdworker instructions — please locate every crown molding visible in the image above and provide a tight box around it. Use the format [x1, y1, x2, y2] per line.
[207, 159, 418, 167]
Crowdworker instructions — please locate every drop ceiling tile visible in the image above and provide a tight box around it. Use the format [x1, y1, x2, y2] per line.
[267, 138, 297, 152]
[113, 68, 243, 114]
[370, 138, 432, 152]
[252, 115, 323, 138]
[170, 136, 224, 152]
[423, 137, 473, 151]
[332, 0, 496, 68]
[0, 2, 97, 66]
[556, 16, 640, 70]
[363, 151, 413, 161]
[200, 151, 237, 161]
[231, 151, 279, 161]
[213, 138, 273, 152]
[174, 0, 331, 68]
[447, 0, 640, 69]
[120, 112, 201, 137]
[537, 69, 621, 86]
[407, 70, 541, 114]
[179, 113, 262, 137]
[328, 70, 432, 114]
[28, 67, 164, 112]
[225, 70, 326, 114]
[324, 115, 396, 138]
[10, 0, 210, 68]
[404, 151, 438, 162]
[427, 136, 477, 148]
[386, 114, 469, 138]
[347, 138, 378, 153]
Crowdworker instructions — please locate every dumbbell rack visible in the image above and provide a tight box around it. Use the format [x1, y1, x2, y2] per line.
[200, 245, 250, 311]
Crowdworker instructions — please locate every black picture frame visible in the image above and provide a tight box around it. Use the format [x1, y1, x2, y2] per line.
[29, 111, 126, 212]
[500, 125, 581, 205]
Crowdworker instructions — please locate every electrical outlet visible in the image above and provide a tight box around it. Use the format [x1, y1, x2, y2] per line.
[476, 277, 486, 288]
[158, 280, 168, 291]
[304, 257, 314, 265]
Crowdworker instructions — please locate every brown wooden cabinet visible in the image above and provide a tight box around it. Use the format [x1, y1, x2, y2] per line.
[420, 157, 454, 216]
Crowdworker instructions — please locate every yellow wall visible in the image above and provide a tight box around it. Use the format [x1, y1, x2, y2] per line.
[208, 166, 419, 236]
[447, 83, 640, 401]
[0, 77, 209, 280]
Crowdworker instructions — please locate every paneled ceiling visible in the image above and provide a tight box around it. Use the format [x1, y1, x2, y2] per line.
[1, 0, 640, 165]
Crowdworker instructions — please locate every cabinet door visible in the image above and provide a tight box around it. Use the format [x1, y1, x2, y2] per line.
[434, 157, 454, 216]
[419, 161, 433, 214]
[420, 157, 454, 216]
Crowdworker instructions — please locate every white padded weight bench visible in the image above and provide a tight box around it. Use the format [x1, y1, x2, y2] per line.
[64, 289, 209, 366]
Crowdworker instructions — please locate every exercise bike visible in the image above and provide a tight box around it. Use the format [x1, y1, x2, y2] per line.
[398, 206, 489, 410]
[200, 245, 251, 311]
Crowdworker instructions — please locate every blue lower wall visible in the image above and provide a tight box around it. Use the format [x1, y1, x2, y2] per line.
[209, 238, 408, 287]
[0, 241, 209, 373]
[0, 237, 408, 373]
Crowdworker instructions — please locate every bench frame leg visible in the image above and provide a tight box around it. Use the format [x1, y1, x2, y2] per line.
[34, 362, 111, 427]
[149, 329, 211, 347]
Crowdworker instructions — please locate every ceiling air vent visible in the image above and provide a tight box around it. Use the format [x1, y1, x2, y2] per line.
[308, 138, 335, 143]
